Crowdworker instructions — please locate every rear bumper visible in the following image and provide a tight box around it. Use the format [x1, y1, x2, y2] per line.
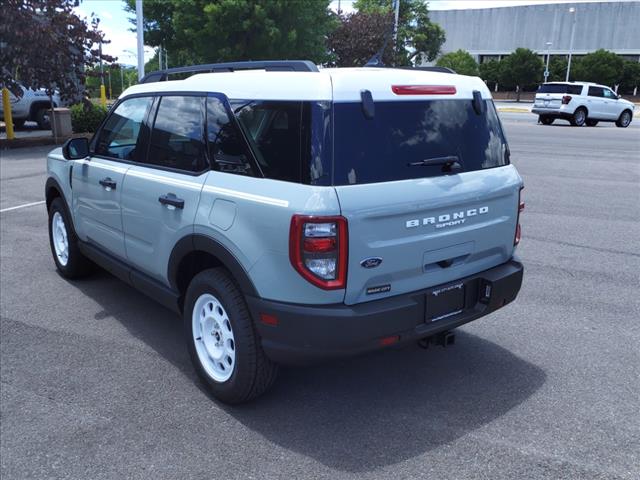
[246, 258, 523, 365]
[532, 107, 572, 118]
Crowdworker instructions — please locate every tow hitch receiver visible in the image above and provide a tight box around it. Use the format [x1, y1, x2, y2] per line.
[418, 331, 456, 349]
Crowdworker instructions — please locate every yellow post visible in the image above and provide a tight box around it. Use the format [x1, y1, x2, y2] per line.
[2, 87, 15, 140]
[100, 84, 107, 108]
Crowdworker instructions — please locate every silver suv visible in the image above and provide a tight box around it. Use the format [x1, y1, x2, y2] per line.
[46, 61, 524, 403]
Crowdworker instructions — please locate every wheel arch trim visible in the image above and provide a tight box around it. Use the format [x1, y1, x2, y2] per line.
[168, 234, 258, 297]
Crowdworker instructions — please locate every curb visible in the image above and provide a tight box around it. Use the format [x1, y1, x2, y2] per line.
[497, 108, 530, 113]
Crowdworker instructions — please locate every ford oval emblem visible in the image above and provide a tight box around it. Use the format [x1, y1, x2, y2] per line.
[360, 257, 383, 269]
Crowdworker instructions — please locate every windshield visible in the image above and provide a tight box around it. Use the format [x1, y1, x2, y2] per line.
[332, 99, 509, 186]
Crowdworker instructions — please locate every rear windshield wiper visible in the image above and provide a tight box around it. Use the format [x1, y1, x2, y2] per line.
[408, 155, 462, 173]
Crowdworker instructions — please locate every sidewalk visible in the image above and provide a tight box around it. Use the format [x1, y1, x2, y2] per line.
[494, 101, 532, 113]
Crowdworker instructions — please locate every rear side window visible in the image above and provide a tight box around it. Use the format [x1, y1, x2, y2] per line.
[588, 87, 604, 97]
[538, 83, 582, 94]
[231, 100, 332, 185]
[147, 96, 208, 173]
[207, 97, 256, 177]
[94, 96, 152, 161]
[332, 100, 509, 186]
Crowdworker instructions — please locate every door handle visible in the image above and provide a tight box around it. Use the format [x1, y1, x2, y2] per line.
[99, 177, 117, 190]
[158, 193, 185, 209]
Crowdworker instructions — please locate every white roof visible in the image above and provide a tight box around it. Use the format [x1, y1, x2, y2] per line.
[121, 67, 492, 103]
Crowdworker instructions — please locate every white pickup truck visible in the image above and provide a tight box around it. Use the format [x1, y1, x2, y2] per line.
[0, 84, 62, 130]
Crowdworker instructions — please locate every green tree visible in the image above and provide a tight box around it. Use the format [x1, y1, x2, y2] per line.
[547, 56, 568, 82]
[620, 60, 640, 94]
[479, 60, 502, 91]
[571, 49, 624, 87]
[125, 0, 337, 65]
[355, 0, 445, 65]
[499, 48, 544, 101]
[436, 50, 478, 76]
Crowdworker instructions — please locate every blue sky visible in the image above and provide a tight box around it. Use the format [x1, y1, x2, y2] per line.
[74, 0, 619, 66]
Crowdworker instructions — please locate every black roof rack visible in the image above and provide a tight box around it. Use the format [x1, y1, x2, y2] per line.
[140, 60, 319, 84]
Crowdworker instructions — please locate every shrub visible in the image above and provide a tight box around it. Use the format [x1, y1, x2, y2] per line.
[436, 49, 479, 76]
[70, 102, 107, 133]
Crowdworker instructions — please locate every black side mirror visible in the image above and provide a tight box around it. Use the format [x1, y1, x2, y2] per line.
[62, 137, 89, 160]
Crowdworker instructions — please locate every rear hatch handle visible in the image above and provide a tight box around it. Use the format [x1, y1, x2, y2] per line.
[408, 155, 462, 174]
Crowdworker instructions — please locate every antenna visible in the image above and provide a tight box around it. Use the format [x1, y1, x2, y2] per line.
[365, 0, 400, 67]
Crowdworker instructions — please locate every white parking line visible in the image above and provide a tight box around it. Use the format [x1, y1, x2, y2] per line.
[0, 200, 46, 213]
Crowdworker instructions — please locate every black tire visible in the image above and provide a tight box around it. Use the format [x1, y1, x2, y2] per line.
[586, 119, 598, 127]
[35, 108, 51, 130]
[616, 110, 632, 128]
[184, 268, 278, 404]
[12, 119, 25, 129]
[48, 197, 93, 278]
[539, 116, 554, 125]
[570, 107, 587, 126]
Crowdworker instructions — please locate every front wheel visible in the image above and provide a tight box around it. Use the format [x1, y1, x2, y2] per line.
[48, 197, 93, 278]
[586, 119, 598, 127]
[184, 268, 278, 404]
[570, 108, 587, 126]
[616, 110, 632, 128]
[539, 116, 554, 125]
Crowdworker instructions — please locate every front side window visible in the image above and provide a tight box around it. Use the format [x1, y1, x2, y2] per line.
[588, 87, 604, 97]
[94, 96, 152, 161]
[147, 96, 207, 173]
[603, 89, 617, 99]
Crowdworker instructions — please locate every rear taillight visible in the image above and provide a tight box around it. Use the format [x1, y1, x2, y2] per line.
[562, 95, 572, 105]
[289, 215, 348, 289]
[515, 187, 525, 246]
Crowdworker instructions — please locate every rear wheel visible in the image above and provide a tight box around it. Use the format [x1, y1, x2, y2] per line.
[539, 116, 554, 125]
[586, 119, 598, 127]
[616, 110, 632, 128]
[184, 268, 278, 404]
[570, 108, 587, 126]
[35, 108, 51, 130]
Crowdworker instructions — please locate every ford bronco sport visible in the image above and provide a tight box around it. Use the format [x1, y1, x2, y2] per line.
[46, 60, 524, 404]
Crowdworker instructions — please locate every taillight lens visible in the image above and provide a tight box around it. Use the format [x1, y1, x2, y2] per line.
[515, 186, 525, 246]
[289, 215, 348, 289]
[562, 95, 572, 104]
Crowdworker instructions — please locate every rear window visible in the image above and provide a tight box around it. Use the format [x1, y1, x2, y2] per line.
[538, 83, 582, 94]
[332, 100, 509, 186]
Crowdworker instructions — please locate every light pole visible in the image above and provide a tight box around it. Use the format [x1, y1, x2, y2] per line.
[544, 42, 552, 83]
[566, 7, 577, 82]
[136, 0, 145, 81]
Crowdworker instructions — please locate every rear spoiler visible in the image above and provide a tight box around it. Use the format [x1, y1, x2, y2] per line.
[140, 60, 319, 84]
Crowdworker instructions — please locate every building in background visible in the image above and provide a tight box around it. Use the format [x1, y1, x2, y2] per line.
[427, 1, 640, 64]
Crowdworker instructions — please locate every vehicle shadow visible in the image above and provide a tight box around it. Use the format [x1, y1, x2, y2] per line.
[73, 269, 546, 473]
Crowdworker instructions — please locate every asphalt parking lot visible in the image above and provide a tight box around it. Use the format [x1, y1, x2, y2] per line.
[1, 113, 639, 480]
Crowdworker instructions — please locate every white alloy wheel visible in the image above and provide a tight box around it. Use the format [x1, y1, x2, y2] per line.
[52, 211, 69, 266]
[192, 293, 236, 382]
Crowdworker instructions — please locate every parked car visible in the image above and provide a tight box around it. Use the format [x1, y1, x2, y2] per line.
[45, 61, 524, 403]
[0, 84, 62, 129]
[532, 81, 634, 127]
